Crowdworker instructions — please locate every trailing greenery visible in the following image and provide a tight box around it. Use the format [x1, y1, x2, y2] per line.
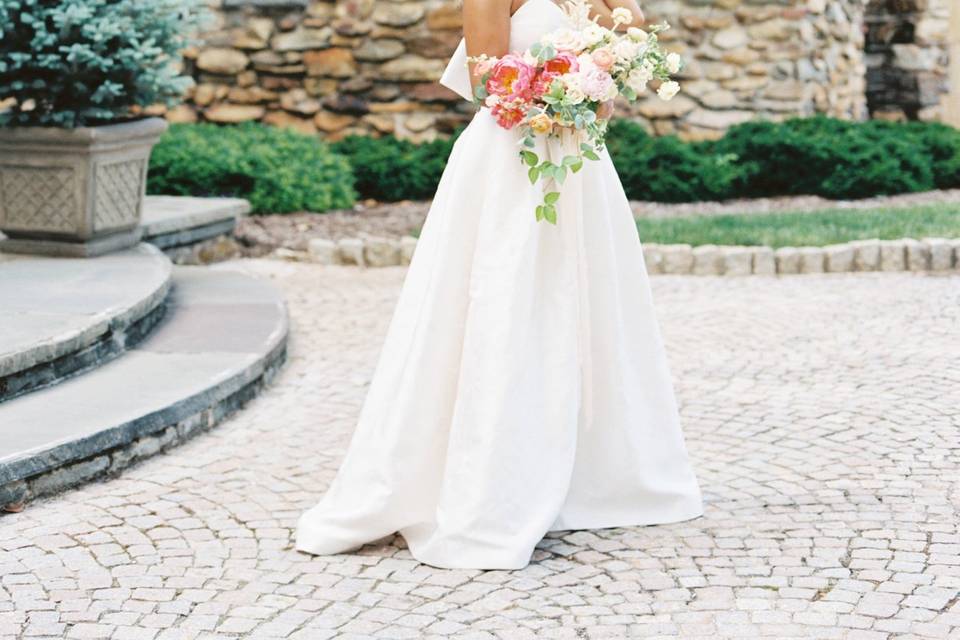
[0, 0, 205, 127]
[331, 134, 460, 202]
[148, 123, 356, 214]
[635, 204, 960, 249]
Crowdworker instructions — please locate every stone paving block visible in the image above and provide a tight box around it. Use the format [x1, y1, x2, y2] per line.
[851, 239, 881, 271]
[879, 240, 907, 271]
[824, 244, 855, 273]
[904, 239, 931, 272]
[774, 247, 801, 274]
[721, 247, 753, 277]
[337, 238, 365, 266]
[692, 245, 723, 276]
[364, 237, 401, 267]
[660, 244, 694, 275]
[400, 237, 417, 266]
[751, 247, 776, 276]
[924, 238, 954, 271]
[1, 263, 959, 640]
[799, 247, 825, 273]
[642, 244, 664, 275]
[307, 239, 340, 265]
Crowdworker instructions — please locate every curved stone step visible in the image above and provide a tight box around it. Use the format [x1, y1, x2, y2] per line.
[0, 244, 173, 402]
[0, 266, 288, 507]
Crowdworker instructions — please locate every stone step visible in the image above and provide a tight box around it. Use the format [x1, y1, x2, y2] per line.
[0, 267, 288, 507]
[141, 195, 249, 252]
[0, 244, 173, 403]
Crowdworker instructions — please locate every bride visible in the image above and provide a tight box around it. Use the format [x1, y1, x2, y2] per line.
[296, 0, 703, 570]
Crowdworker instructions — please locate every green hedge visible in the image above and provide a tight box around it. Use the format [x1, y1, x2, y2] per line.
[147, 123, 355, 213]
[331, 133, 459, 202]
[146, 117, 960, 212]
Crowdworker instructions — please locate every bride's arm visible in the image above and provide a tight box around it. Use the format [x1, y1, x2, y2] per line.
[463, 0, 512, 94]
[588, 0, 645, 29]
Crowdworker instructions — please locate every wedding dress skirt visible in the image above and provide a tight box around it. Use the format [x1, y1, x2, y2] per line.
[296, 0, 703, 570]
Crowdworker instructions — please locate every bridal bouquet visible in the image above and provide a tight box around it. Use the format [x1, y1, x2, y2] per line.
[469, 0, 682, 223]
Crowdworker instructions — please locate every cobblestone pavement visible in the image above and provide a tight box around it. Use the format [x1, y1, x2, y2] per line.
[2, 262, 959, 640]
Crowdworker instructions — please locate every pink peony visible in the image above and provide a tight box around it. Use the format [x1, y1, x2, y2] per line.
[485, 53, 536, 101]
[580, 67, 616, 102]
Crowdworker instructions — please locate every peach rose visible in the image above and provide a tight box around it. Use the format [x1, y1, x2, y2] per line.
[591, 48, 615, 71]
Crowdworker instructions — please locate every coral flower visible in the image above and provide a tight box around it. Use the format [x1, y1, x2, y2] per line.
[542, 51, 579, 76]
[491, 103, 525, 129]
[486, 54, 536, 101]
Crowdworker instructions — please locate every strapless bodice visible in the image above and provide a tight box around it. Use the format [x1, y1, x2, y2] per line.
[509, 0, 568, 51]
[439, 0, 569, 102]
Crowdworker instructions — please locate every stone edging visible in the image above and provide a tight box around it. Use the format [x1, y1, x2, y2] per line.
[277, 236, 960, 276]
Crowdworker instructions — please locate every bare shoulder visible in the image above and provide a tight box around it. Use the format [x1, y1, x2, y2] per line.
[463, 0, 514, 16]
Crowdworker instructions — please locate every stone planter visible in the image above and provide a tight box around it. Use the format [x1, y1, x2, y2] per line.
[0, 118, 168, 257]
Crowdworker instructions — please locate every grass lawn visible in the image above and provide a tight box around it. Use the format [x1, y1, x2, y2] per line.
[635, 204, 960, 248]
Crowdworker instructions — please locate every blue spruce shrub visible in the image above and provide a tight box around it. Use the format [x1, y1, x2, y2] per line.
[0, 0, 206, 127]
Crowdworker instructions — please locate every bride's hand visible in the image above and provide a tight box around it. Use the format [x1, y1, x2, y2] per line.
[597, 100, 615, 121]
[591, 0, 645, 28]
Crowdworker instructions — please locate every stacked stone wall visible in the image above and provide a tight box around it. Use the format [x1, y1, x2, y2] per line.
[865, 0, 952, 121]
[168, 0, 875, 141]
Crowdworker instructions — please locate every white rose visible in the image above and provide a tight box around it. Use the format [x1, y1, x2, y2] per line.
[545, 28, 585, 52]
[611, 7, 633, 24]
[666, 52, 682, 74]
[562, 73, 580, 90]
[626, 63, 654, 93]
[576, 52, 597, 72]
[583, 23, 608, 46]
[627, 27, 649, 43]
[657, 80, 680, 100]
[563, 86, 586, 105]
[612, 38, 639, 63]
[626, 70, 648, 94]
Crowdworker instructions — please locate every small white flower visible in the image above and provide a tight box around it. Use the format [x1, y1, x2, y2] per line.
[603, 82, 620, 102]
[626, 68, 649, 93]
[611, 7, 633, 24]
[627, 27, 649, 43]
[657, 80, 680, 100]
[666, 52, 682, 74]
[564, 86, 586, 105]
[523, 50, 538, 66]
[612, 38, 639, 62]
[583, 23, 608, 46]
[485, 95, 500, 107]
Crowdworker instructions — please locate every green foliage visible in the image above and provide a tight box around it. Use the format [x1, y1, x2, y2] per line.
[147, 123, 356, 214]
[606, 120, 741, 202]
[0, 0, 206, 127]
[147, 117, 960, 210]
[331, 134, 459, 202]
[713, 117, 936, 200]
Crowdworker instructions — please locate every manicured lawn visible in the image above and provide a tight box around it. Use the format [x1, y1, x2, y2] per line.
[635, 204, 960, 248]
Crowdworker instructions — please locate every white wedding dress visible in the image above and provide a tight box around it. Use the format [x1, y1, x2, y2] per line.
[296, 0, 703, 570]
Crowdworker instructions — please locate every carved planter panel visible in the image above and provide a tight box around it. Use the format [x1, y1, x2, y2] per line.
[0, 118, 167, 256]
